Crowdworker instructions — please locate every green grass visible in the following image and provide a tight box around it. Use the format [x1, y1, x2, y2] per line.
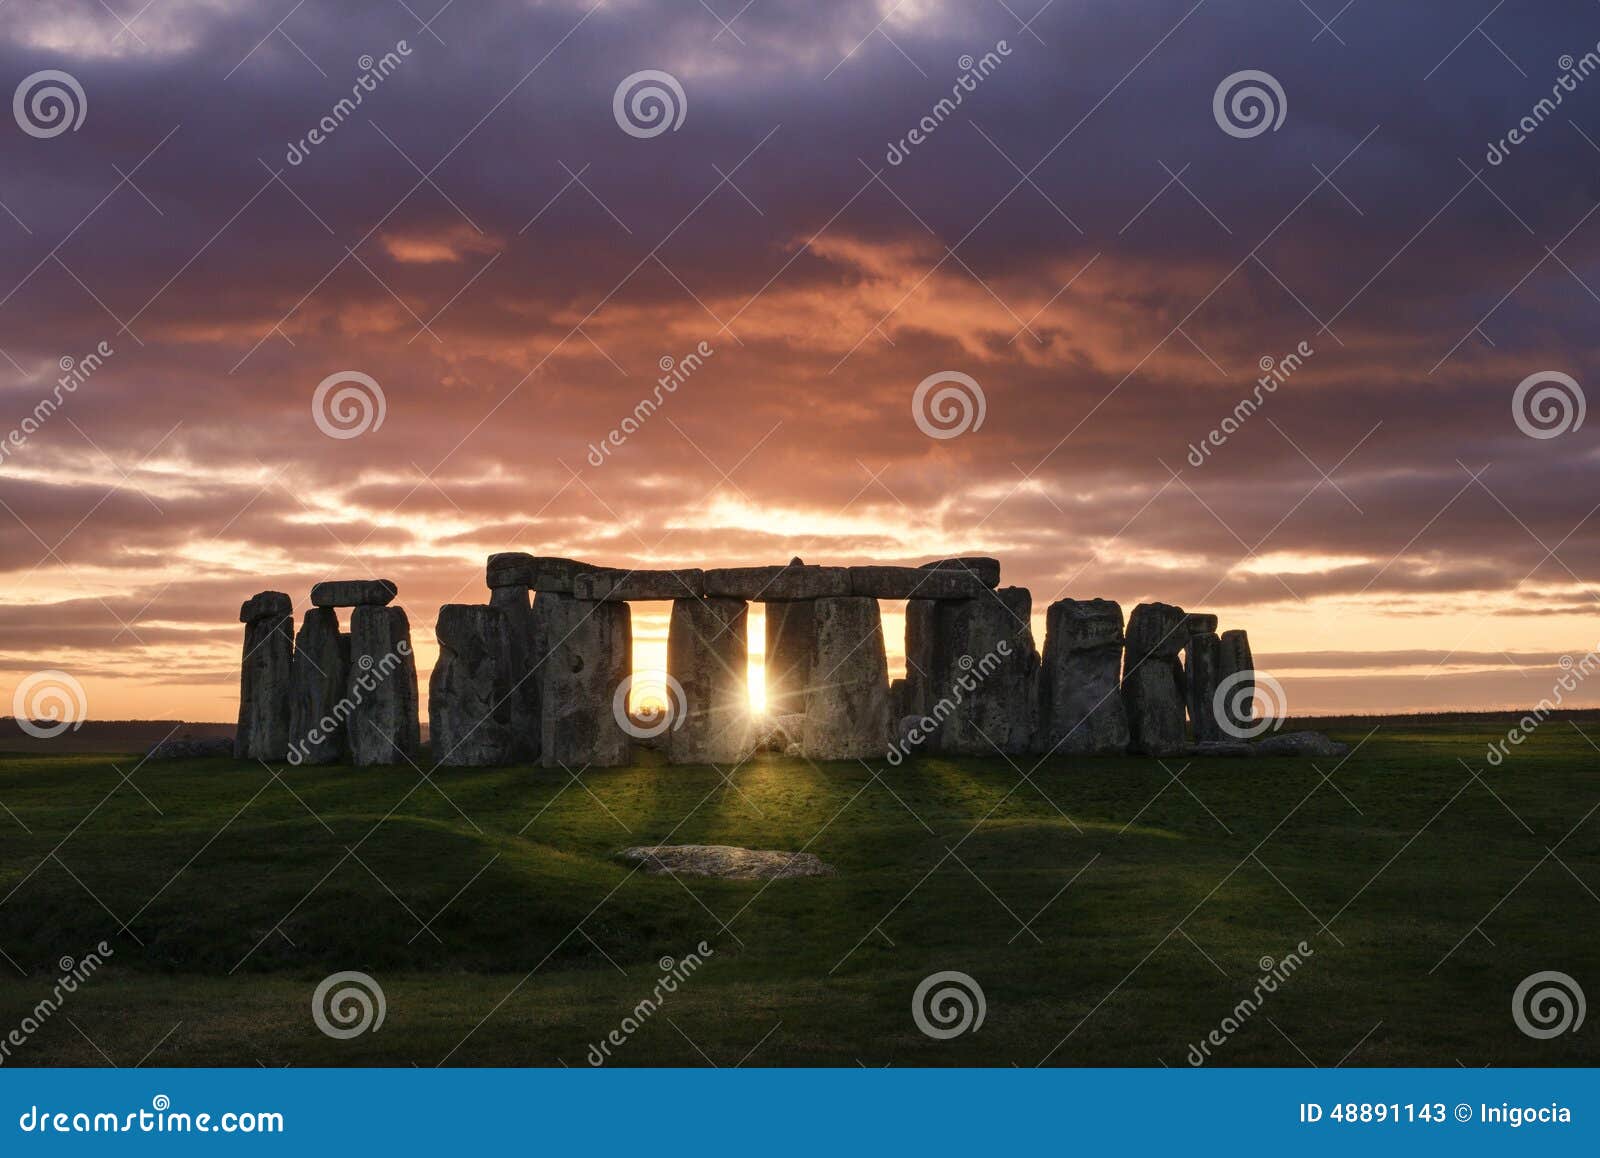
[0, 718, 1597, 1067]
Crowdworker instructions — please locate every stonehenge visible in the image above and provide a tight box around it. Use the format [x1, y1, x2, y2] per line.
[235, 552, 1269, 768]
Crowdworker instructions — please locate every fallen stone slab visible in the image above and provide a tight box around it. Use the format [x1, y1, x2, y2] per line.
[486, 553, 592, 592]
[1189, 740, 1255, 757]
[617, 844, 836, 880]
[573, 568, 706, 601]
[1253, 730, 1349, 758]
[146, 735, 234, 760]
[919, 556, 1001, 588]
[1038, 598, 1130, 755]
[238, 590, 291, 623]
[309, 579, 397, 607]
[703, 563, 850, 601]
[847, 566, 989, 600]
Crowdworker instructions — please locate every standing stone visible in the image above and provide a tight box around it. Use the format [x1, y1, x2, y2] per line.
[1122, 602, 1189, 755]
[924, 587, 1039, 756]
[1218, 629, 1255, 735]
[288, 607, 350, 764]
[1184, 630, 1225, 743]
[1037, 598, 1129, 755]
[429, 604, 515, 767]
[666, 597, 751, 764]
[802, 597, 891, 760]
[236, 592, 293, 760]
[539, 593, 632, 768]
[764, 600, 815, 717]
[347, 605, 420, 766]
[488, 585, 540, 760]
[902, 599, 937, 719]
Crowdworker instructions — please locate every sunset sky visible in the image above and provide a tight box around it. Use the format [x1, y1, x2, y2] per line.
[3, 0, 1600, 723]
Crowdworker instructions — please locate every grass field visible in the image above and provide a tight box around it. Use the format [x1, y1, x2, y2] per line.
[0, 716, 1597, 1067]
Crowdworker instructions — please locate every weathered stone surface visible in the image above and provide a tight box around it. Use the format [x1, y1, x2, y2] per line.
[1218, 629, 1255, 735]
[1184, 631, 1225, 743]
[488, 585, 540, 760]
[703, 563, 850, 601]
[1184, 612, 1219, 635]
[539, 593, 632, 768]
[666, 596, 751, 764]
[902, 599, 938, 719]
[847, 566, 988, 600]
[238, 590, 290, 624]
[147, 735, 233, 760]
[346, 605, 420, 766]
[1253, 730, 1347, 758]
[1190, 740, 1255, 757]
[921, 587, 1039, 756]
[429, 604, 516, 766]
[617, 845, 835, 880]
[919, 556, 1001, 588]
[1122, 602, 1189, 755]
[754, 713, 805, 752]
[573, 568, 706, 601]
[309, 579, 397, 607]
[288, 607, 351, 764]
[485, 553, 591, 592]
[235, 603, 292, 760]
[1038, 598, 1130, 755]
[764, 600, 815, 716]
[802, 597, 891, 760]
